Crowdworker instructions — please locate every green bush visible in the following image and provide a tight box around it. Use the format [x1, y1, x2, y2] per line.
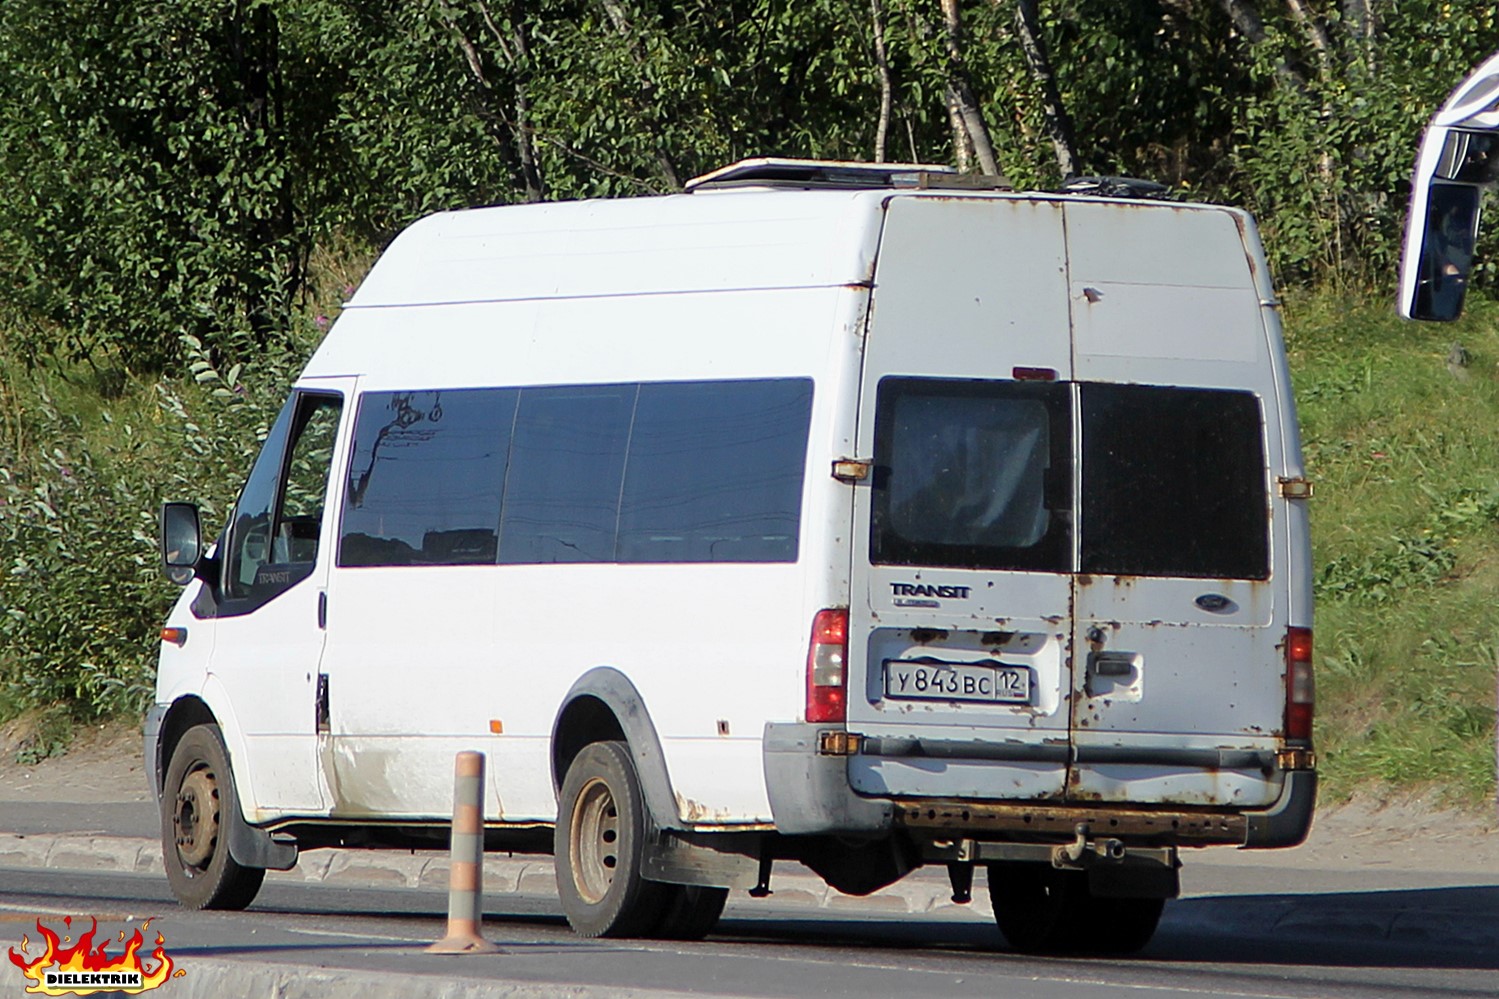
[0, 329, 309, 748]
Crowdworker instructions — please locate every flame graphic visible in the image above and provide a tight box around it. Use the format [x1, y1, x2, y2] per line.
[7, 918, 174, 995]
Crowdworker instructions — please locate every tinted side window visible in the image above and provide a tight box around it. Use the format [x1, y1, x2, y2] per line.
[617, 379, 812, 563]
[871, 377, 1071, 571]
[339, 389, 516, 566]
[498, 385, 634, 564]
[1081, 384, 1268, 579]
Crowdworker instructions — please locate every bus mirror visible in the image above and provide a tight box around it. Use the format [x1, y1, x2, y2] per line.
[160, 502, 202, 585]
[1400, 50, 1499, 322]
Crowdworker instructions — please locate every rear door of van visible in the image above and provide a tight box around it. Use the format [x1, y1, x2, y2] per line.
[846, 196, 1076, 802]
[847, 196, 1290, 811]
[1063, 202, 1288, 809]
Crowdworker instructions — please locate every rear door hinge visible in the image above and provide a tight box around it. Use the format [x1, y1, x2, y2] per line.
[1278, 476, 1313, 499]
[832, 458, 872, 483]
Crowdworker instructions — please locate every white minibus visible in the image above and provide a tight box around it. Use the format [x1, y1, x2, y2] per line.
[151, 158, 1315, 953]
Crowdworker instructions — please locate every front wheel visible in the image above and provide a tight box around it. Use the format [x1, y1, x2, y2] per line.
[988, 862, 1163, 955]
[554, 741, 670, 937]
[160, 724, 265, 910]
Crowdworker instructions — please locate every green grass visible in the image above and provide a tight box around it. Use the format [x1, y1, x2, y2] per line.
[1287, 288, 1499, 807]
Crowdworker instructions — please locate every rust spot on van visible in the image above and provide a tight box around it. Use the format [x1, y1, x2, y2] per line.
[1230, 214, 1262, 282]
[1077, 575, 1094, 587]
[897, 799, 1249, 844]
[676, 793, 734, 824]
[981, 631, 1016, 647]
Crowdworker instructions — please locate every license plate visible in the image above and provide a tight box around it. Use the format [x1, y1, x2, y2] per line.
[883, 658, 1032, 705]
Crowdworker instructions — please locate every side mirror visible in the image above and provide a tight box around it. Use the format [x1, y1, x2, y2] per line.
[160, 502, 202, 586]
[1400, 129, 1498, 320]
[1399, 50, 1499, 321]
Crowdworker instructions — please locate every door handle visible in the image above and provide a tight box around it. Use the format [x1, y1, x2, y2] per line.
[1088, 651, 1136, 677]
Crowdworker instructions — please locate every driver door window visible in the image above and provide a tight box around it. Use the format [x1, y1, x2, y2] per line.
[225, 392, 343, 606]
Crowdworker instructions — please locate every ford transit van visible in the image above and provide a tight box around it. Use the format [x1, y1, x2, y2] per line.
[150, 158, 1314, 953]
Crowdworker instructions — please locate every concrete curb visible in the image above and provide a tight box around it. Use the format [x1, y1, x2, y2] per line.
[150, 959, 752, 999]
[0, 831, 991, 918]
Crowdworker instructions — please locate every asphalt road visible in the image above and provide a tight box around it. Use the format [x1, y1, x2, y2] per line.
[3, 862, 1498, 999]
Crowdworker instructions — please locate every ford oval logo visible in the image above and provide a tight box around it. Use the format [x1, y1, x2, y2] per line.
[1195, 593, 1238, 614]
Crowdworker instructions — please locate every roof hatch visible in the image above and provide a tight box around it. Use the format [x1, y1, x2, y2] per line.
[685, 157, 1011, 193]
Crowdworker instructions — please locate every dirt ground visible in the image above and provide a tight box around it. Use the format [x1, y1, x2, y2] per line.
[2, 718, 1496, 874]
[0, 717, 152, 803]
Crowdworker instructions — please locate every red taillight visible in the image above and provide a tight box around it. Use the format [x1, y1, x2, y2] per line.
[1285, 626, 1314, 742]
[805, 608, 849, 723]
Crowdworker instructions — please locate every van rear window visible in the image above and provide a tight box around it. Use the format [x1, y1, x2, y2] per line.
[870, 378, 1268, 580]
[1080, 383, 1268, 580]
[870, 378, 1072, 572]
[338, 378, 813, 567]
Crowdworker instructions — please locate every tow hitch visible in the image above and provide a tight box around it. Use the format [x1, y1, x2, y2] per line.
[921, 826, 1181, 900]
[1053, 822, 1125, 867]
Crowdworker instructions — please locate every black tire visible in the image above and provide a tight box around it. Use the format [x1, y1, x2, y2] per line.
[988, 862, 1162, 956]
[160, 724, 265, 910]
[648, 884, 728, 941]
[1075, 892, 1165, 956]
[554, 741, 670, 937]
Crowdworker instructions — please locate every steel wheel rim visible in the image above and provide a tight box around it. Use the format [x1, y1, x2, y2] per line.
[569, 776, 620, 904]
[175, 764, 220, 871]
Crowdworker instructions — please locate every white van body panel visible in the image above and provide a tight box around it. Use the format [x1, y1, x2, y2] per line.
[328, 190, 882, 312]
[154, 181, 1312, 848]
[309, 236, 873, 824]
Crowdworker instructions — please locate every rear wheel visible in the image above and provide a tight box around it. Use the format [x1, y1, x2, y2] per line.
[160, 724, 265, 910]
[555, 741, 670, 937]
[649, 884, 728, 940]
[988, 862, 1162, 955]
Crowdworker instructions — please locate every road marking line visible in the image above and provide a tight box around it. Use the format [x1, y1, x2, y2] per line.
[277, 925, 432, 945]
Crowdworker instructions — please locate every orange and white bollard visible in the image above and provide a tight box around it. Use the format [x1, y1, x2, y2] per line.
[426, 750, 501, 954]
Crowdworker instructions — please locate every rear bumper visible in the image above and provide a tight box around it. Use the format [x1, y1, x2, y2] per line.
[763, 722, 1316, 847]
[763, 723, 893, 835]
